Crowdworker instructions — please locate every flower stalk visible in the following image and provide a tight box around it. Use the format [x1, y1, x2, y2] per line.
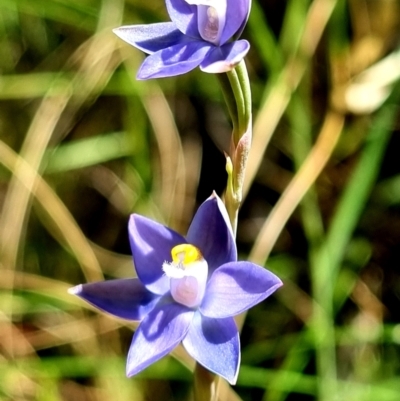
[223, 60, 252, 235]
[194, 59, 253, 401]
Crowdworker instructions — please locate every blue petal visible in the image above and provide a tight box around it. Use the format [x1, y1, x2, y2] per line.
[126, 299, 194, 377]
[200, 40, 250, 73]
[187, 192, 236, 274]
[166, 0, 200, 39]
[113, 22, 185, 55]
[129, 214, 186, 294]
[220, 0, 251, 45]
[137, 40, 211, 79]
[183, 313, 240, 384]
[200, 262, 283, 318]
[69, 279, 159, 321]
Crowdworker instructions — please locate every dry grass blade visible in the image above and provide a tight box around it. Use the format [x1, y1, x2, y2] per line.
[142, 90, 187, 229]
[243, 0, 339, 199]
[0, 95, 70, 270]
[249, 110, 344, 265]
[0, 310, 38, 358]
[0, 140, 103, 282]
[0, 8, 124, 275]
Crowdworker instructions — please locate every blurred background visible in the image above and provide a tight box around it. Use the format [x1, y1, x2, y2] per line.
[1, 0, 400, 400]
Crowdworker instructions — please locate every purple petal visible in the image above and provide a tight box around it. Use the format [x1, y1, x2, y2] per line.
[69, 279, 159, 321]
[200, 40, 250, 73]
[137, 40, 211, 79]
[220, 0, 251, 45]
[113, 22, 185, 55]
[200, 262, 283, 318]
[166, 0, 200, 39]
[126, 299, 194, 376]
[129, 214, 186, 294]
[187, 192, 236, 274]
[183, 313, 240, 384]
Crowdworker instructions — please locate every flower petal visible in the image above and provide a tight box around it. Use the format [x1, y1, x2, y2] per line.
[126, 299, 194, 376]
[129, 214, 186, 294]
[183, 313, 240, 384]
[137, 40, 211, 79]
[69, 279, 159, 321]
[187, 192, 236, 274]
[220, 0, 251, 45]
[200, 261, 283, 318]
[166, 0, 200, 39]
[113, 22, 185, 55]
[200, 40, 250, 73]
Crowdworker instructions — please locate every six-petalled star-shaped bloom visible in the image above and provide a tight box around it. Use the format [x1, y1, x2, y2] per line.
[113, 0, 251, 79]
[69, 193, 282, 384]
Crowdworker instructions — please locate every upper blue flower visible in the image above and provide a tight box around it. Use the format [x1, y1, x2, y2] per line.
[113, 0, 251, 79]
[69, 192, 281, 384]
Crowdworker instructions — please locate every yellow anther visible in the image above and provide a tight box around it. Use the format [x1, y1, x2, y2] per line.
[171, 244, 203, 268]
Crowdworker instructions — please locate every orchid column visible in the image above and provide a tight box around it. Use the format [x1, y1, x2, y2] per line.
[71, 1, 271, 401]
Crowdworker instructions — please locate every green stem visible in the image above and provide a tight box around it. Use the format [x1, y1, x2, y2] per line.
[217, 72, 240, 138]
[225, 155, 239, 236]
[224, 60, 252, 228]
[226, 68, 245, 145]
[234, 60, 252, 134]
[225, 60, 251, 146]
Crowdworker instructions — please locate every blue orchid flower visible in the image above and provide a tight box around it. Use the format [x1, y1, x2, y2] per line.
[69, 193, 281, 384]
[113, 0, 251, 79]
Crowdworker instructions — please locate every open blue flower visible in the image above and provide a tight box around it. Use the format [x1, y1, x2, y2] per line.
[69, 192, 281, 384]
[113, 0, 251, 79]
